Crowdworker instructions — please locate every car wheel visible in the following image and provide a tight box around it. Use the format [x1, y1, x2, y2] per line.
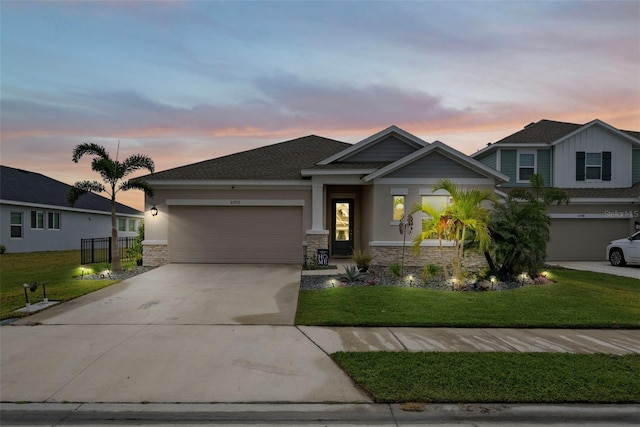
[609, 248, 626, 266]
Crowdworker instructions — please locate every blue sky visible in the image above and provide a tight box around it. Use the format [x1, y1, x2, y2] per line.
[2, 0, 639, 210]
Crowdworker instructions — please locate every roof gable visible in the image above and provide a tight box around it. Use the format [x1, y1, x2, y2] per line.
[147, 135, 350, 181]
[364, 141, 509, 183]
[552, 119, 640, 148]
[318, 125, 428, 165]
[0, 165, 141, 215]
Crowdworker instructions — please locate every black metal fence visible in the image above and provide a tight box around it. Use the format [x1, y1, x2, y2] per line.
[81, 237, 136, 265]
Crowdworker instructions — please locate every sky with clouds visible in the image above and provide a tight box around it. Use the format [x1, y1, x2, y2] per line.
[2, 0, 639, 211]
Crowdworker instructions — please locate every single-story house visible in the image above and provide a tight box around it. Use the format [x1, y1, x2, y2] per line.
[143, 126, 508, 267]
[0, 165, 143, 253]
[473, 119, 640, 261]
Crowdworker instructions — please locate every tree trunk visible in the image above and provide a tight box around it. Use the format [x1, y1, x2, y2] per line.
[484, 251, 496, 272]
[111, 196, 121, 272]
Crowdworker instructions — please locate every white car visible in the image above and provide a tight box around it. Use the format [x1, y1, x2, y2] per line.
[607, 231, 640, 266]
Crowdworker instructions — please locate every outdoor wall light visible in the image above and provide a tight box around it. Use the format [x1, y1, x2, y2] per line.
[150, 205, 158, 217]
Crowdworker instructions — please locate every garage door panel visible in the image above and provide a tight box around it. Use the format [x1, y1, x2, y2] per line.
[170, 206, 302, 264]
[548, 219, 631, 261]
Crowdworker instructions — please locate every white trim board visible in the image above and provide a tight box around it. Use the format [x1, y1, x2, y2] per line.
[166, 199, 305, 207]
[0, 199, 143, 218]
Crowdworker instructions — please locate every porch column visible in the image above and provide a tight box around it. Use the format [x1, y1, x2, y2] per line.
[310, 180, 326, 232]
[306, 180, 329, 262]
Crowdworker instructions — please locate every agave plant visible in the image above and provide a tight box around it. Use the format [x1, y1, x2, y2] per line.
[338, 264, 364, 283]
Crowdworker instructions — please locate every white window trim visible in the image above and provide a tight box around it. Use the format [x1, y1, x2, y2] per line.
[10, 211, 23, 239]
[31, 210, 45, 230]
[517, 150, 537, 183]
[390, 188, 408, 225]
[47, 211, 61, 231]
[585, 152, 603, 182]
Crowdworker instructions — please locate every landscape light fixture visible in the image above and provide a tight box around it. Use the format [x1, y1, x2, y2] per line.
[151, 205, 158, 217]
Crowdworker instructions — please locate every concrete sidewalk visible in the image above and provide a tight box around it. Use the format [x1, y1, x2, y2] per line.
[2, 324, 638, 403]
[300, 326, 640, 354]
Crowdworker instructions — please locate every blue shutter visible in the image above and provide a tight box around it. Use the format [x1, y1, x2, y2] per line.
[602, 151, 611, 181]
[576, 152, 585, 181]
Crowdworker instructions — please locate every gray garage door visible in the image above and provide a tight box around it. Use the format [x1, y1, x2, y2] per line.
[169, 206, 302, 263]
[547, 218, 631, 261]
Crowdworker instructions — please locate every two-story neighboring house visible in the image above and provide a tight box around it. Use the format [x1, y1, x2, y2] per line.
[473, 119, 640, 261]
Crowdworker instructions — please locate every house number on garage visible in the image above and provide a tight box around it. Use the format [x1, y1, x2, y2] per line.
[230, 200, 241, 205]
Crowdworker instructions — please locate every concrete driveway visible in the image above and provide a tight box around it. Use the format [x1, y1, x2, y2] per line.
[17, 264, 302, 325]
[549, 261, 640, 279]
[1, 264, 369, 403]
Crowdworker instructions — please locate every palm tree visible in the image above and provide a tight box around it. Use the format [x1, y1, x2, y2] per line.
[413, 179, 497, 283]
[67, 143, 154, 272]
[411, 202, 454, 281]
[488, 197, 550, 277]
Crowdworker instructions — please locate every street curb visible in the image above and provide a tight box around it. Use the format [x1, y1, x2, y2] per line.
[1, 402, 639, 425]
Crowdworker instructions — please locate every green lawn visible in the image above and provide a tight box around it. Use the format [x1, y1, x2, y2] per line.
[296, 269, 640, 328]
[0, 251, 122, 319]
[332, 352, 640, 403]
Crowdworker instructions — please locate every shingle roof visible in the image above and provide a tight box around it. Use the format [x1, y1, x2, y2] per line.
[146, 135, 351, 181]
[560, 182, 640, 199]
[501, 183, 640, 200]
[493, 119, 640, 145]
[303, 161, 392, 171]
[0, 165, 142, 215]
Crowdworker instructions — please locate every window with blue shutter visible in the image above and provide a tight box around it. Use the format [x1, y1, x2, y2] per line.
[602, 151, 612, 181]
[576, 152, 585, 181]
[576, 151, 611, 181]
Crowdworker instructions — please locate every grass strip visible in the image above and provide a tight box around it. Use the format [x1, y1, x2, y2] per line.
[332, 352, 640, 403]
[296, 269, 640, 328]
[0, 251, 122, 319]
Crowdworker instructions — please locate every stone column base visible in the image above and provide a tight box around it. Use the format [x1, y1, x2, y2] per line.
[305, 231, 329, 264]
[143, 244, 169, 267]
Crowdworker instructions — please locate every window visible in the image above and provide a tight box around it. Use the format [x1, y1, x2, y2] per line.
[10, 212, 23, 238]
[30, 210, 44, 229]
[118, 218, 126, 232]
[392, 196, 405, 221]
[128, 218, 136, 232]
[586, 153, 602, 179]
[576, 151, 611, 181]
[48, 212, 61, 230]
[420, 195, 451, 235]
[518, 152, 536, 182]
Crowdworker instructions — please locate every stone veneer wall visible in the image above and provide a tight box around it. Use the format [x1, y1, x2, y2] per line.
[143, 244, 169, 267]
[305, 233, 329, 262]
[370, 245, 486, 272]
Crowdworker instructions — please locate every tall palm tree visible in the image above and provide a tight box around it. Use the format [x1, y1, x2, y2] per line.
[67, 143, 155, 272]
[411, 202, 454, 281]
[413, 179, 497, 282]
